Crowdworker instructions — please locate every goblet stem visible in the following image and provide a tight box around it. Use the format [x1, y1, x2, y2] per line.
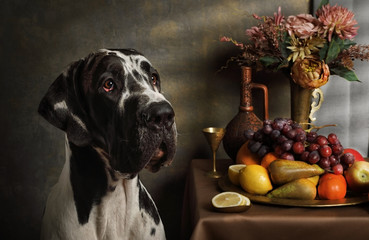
[212, 151, 217, 173]
[206, 150, 222, 178]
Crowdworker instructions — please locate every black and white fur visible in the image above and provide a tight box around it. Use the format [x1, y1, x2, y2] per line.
[38, 49, 177, 239]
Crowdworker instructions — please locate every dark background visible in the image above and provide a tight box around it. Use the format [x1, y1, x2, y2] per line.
[0, 1, 309, 239]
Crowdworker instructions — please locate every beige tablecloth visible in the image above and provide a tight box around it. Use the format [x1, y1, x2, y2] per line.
[181, 159, 369, 240]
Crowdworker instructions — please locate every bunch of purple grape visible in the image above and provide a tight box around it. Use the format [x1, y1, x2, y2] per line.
[245, 118, 354, 174]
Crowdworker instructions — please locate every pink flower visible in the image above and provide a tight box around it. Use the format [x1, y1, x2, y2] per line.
[252, 13, 261, 20]
[285, 14, 321, 39]
[316, 4, 359, 41]
[220, 36, 244, 49]
[274, 6, 284, 26]
[246, 26, 267, 48]
[220, 36, 231, 42]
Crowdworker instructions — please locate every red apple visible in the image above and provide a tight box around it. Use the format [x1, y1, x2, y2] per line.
[344, 161, 369, 193]
[343, 148, 364, 162]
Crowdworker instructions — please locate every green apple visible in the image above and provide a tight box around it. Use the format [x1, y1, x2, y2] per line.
[345, 161, 369, 193]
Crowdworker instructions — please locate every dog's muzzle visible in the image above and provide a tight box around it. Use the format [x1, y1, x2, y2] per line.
[142, 102, 175, 132]
[141, 101, 176, 172]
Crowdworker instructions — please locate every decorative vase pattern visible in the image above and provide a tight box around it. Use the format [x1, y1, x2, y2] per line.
[223, 67, 269, 161]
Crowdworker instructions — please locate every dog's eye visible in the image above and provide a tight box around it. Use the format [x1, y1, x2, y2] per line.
[151, 74, 158, 85]
[103, 79, 115, 92]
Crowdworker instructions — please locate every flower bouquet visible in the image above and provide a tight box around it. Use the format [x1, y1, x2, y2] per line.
[221, 0, 369, 89]
[221, 0, 369, 126]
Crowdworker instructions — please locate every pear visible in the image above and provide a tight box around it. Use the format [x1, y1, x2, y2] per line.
[306, 175, 320, 186]
[267, 178, 317, 200]
[268, 159, 325, 185]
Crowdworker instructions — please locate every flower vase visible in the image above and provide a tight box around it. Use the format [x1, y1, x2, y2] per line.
[290, 78, 313, 129]
[223, 66, 269, 161]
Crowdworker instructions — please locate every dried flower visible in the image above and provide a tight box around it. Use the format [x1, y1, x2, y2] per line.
[291, 56, 330, 89]
[246, 26, 268, 49]
[286, 14, 322, 39]
[221, 1, 369, 86]
[287, 35, 325, 62]
[274, 6, 284, 26]
[316, 4, 359, 42]
[220, 36, 244, 49]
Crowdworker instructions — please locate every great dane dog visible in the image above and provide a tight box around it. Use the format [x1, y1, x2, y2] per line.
[38, 49, 177, 239]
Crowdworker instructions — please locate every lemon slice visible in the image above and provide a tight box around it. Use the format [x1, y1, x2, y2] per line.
[228, 164, 246, 186]
[212, 191, 251, 213]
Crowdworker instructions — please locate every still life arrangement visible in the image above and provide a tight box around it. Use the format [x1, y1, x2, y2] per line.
[220, 0, 369, 84]
[220, 0, 369, 127]
[209, 1, 369, 212]
[213, 116, 369, 212]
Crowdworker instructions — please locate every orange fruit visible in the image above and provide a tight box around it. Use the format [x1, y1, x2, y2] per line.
[236, 141, 261, 165]
[317, 173, 347, 200]
[260, 152, 278, 169]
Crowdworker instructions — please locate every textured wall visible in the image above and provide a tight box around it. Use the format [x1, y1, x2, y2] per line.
[0, 1, 309, 239]
[313, 0, 369, 157]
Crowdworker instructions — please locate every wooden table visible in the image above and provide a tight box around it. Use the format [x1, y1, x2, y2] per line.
[181, 159, 369, 240]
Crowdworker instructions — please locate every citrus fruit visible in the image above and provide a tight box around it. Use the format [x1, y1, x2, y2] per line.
[260, 152, 278, 169]
[211, 191, 251, 213]
[236, 141, 261, 165]
[239, 165, 273, 195]
[228, 164, 246, 186]
[317, 173, 347, 200]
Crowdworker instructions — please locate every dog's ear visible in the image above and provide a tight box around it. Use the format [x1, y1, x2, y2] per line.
[38, 59, 92, 146]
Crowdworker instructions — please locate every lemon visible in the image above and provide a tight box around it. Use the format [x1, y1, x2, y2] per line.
[211, 191, 251, 213]
[228, 164, 246, 186]
[239, 165, 273, 195]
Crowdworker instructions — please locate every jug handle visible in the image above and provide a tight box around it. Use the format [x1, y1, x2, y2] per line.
[251, 83, 269, 120]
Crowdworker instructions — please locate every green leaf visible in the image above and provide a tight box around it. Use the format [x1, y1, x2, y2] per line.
[277, 59, 289, 70]
[317, 0, 329, 10]
[325, 38, 342, 64]
[331, 66, 360, 82]
[260, 56, 280, 67]
[342, 39, 356, 50]
[319, 42, 329, 61]
[280, 32, 290, 59]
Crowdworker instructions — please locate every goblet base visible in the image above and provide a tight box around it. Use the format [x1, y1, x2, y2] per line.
[206, 170, 223, 179]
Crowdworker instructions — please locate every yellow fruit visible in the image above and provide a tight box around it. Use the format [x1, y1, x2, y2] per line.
[268, 159, 325, 185]
[228, 164, 246, 186]
[307, 175, 320, 186]
[236, 141, 261, 165]
[260, 152, 278, 169]
[267, 178, 317, 200]
[239, 165, 273, 195]
[211, 191, 251, 213]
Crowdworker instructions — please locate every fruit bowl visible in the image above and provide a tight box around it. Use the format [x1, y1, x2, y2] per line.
[218, 176, 369, 207]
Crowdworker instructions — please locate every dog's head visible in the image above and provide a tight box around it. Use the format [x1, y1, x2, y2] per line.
[38, 49, 177, 176]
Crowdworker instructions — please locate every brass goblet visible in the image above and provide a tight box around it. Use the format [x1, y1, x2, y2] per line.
[202, 127, 226, 178]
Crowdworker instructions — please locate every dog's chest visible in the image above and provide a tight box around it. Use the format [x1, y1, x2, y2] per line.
[89, 179, 165, 240]
[41, 171, 165, 239]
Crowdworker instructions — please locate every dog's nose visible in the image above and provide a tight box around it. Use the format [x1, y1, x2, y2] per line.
[143, 102, 175, 131]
